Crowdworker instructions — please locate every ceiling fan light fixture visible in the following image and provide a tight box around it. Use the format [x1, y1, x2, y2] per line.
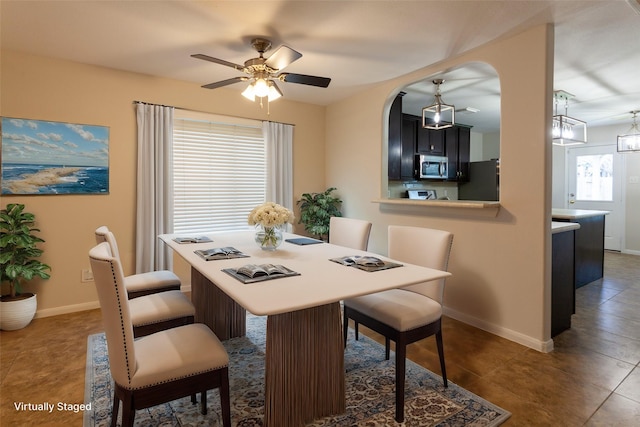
[617, 110, 640, 152]
[552, 90, 587, 146]
[241, 83, 256, 101]
[253, 77, 270, 98]
[242, 78, 282, 103]
[267, 81, 282, 102]
[422, 79, 455, 130]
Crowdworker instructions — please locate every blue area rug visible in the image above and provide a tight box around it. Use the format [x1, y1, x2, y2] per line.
[84, 314, 510, 426]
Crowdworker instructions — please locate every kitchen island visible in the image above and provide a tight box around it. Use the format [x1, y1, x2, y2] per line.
[552, 209, 609, 288]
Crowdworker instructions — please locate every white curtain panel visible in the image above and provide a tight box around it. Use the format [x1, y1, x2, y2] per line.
[263, 121, 294, 229]
[135, 103, 174, 273]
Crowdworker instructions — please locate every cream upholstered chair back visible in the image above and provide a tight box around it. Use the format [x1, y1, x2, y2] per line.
[388, 225, 453, 303]
[329, 217, 372, 251]
[95, 225, 121, 259]
[89, 242, 136, 387]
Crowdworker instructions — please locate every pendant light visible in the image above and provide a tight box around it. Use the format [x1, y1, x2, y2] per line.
[617, 111, 640, 152]
[552, 90, 587, 146]
[422, 79, 455, 130]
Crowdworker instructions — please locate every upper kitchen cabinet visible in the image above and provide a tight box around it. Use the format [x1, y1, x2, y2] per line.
[388, 93, 416, 180]
[417, 126, 445, 155]
[388, 93, 403, 180]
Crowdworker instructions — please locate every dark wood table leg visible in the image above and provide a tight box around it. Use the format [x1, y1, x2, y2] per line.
[264, 302, 345, 427]
[190, 267, 246, 340]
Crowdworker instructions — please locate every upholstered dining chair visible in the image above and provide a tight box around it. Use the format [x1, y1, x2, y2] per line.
[95, 226, 181, 298]
[328, 216, 372, 250]
[343, 225, 453, 423]
[127, 289, 195, 338]
[89, 242, 231, 427]
[94, 227, 195, 338]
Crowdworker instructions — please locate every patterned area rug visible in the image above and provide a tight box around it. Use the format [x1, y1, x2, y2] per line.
[84, 315, 510, 426]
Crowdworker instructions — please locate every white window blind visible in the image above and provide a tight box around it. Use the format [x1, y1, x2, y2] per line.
[173, 114, 265, 234]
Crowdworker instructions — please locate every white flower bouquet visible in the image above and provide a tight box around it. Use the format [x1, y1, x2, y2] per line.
[248, 202, 294, 250]
[248, 202, 294, 228]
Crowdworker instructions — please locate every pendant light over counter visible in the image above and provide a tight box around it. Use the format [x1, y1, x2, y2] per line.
[422, 79, 455, 130]
[552, 90, 587, 146]
[617, 111, 640, 152]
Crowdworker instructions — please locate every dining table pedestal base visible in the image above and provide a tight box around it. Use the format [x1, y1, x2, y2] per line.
[191, 268, 246, 340]
[264, 302, 346, 427]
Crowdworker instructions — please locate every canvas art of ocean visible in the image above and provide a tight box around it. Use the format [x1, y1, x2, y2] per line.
[1, 117, 109, 195]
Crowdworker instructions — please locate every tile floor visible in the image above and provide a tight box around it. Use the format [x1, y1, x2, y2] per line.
[0, 251, 638, 426]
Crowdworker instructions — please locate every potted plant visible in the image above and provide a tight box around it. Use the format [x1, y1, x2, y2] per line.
[0, 203, 51, 330]
[297, 187, 342, 241]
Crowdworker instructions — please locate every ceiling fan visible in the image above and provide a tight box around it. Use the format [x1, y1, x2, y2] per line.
[192, 38, 331, 102]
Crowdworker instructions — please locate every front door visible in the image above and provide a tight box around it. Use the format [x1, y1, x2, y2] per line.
[567, 144, 624, 251]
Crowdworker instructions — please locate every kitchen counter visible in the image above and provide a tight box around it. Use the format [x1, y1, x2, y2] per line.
[552, 209, 609, 288]
[552, 221, 580, 234]
[551, 208, 610, 220]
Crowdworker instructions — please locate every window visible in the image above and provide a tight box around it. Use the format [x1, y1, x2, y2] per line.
[575, 153, 613, 201]
[173, 111, 265, 234]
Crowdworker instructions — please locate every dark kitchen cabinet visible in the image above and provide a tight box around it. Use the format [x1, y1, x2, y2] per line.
[552, 213, 607, 288]
[551, 228, 576, 337]
[417, 126, 445, 155]
[387, 94, 403, 180]
[388, 94, 417, 180]
[400, 116, 417, 178]
[445, 125, 470, 182]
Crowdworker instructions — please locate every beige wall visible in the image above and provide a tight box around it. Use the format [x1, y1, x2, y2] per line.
[1, 49, 326, 316]
[326, 25, 555, 350]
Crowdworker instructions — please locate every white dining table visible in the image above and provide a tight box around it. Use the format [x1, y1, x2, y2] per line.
[160, 230, 451, 427]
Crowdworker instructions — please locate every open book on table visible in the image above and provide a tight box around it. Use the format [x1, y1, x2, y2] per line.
[194, 247, 248, 261]
[222, 263, 300, 284]
[173, 236, 213, 244]
[329, 255, 403, 272]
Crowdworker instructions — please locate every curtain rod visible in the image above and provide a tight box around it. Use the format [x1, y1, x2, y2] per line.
[132, 100, 295, 127]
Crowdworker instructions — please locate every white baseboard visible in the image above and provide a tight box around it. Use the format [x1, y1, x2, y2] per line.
[443, 306, 554, 353]
[35, 301, 101, 319]
[622, 249, 640, 256]
[33, 285, 193, 319]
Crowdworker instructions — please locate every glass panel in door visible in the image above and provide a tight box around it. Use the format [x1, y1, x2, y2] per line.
[568, 145, 622, 251]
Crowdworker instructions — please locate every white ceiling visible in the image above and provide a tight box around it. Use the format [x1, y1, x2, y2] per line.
[2, 1, 639, 133]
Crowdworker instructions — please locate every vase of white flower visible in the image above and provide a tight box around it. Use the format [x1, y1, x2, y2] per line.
[247, 202, 294, 251]
[254, 225, 284, 251]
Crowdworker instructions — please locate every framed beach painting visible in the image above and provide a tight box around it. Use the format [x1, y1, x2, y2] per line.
[1, 117, 109, 195]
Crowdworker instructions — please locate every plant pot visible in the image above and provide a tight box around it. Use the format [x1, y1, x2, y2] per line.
[0, 293, 37, 331]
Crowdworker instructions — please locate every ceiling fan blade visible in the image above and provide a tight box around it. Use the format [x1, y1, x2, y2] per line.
[202, 76, 248, 89]
[281, 73, 331, 88]
[265, 45, 302, 71]
[191, 54, 245, 71]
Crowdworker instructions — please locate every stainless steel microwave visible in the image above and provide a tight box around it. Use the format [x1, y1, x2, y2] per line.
[418, 155, 448, 179]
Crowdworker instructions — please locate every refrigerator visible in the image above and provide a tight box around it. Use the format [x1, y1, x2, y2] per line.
[458, 159, 499, 201]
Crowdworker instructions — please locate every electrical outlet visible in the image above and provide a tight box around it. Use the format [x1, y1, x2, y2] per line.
[81, 269, 94, 282]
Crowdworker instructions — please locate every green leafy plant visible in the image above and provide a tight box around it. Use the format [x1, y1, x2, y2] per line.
[297, 187, 342, 240]
[0, 203, 51, 299]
